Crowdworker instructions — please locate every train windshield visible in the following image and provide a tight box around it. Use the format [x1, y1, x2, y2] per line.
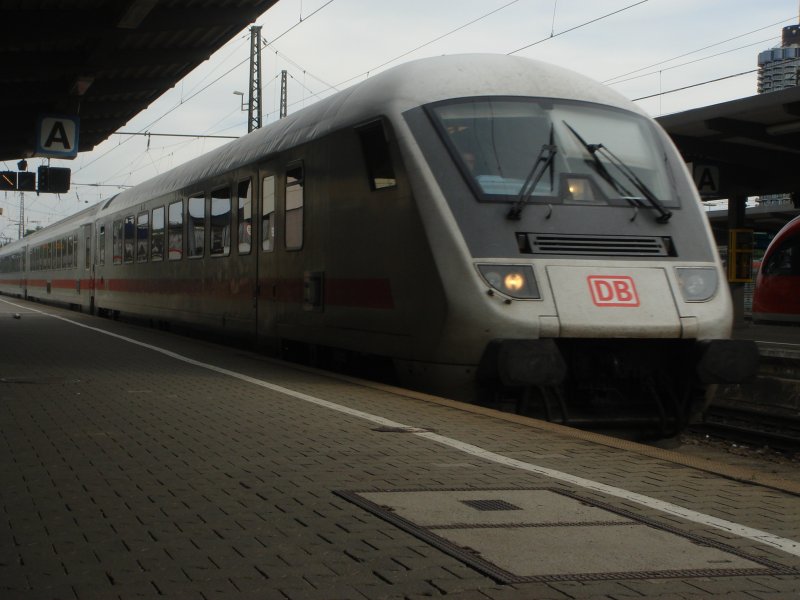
[427, 98, 677, 208]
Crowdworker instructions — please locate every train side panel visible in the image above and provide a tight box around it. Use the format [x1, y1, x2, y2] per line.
[267, 122, 447, 360]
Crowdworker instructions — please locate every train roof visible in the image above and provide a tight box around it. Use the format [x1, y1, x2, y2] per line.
[1, 201, 103, 252]
[96, 54, 646, 217]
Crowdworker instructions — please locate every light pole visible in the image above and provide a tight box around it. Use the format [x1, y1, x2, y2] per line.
[17, 160, 27, 239]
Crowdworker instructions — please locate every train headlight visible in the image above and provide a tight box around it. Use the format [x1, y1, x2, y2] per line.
[477, 264, 540, 299]
[564, 177, 596, 203]
[675, 267, 718, 302]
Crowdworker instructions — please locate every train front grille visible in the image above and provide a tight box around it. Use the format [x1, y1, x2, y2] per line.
[523, 233, 674, 257]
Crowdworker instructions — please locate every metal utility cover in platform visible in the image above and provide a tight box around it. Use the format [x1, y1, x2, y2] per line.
[335, 488, 795, 583]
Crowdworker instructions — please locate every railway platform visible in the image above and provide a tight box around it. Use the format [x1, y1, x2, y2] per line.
[2, 296, 800, 600]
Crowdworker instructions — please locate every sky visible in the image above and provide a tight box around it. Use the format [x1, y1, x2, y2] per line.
[1, 0, 798, 240]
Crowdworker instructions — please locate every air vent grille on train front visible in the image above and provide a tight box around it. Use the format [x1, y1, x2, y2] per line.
[524, 234, 674, 257]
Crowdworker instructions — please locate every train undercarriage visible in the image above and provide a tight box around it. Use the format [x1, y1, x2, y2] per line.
[474, 337, 759, 439]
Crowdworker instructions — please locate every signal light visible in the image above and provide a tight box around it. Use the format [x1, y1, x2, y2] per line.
[0, 171, 17, 191]
[18, 171, 35, 192]
[37, 166, 71, 194]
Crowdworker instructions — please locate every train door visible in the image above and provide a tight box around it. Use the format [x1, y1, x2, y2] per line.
[231, 175, 259, 339]
[255, 163, 280, 345]
[82, 223, 94, 312]
[21, 245, 29, 299]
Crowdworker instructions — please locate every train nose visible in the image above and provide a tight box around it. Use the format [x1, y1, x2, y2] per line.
[546, 266, 681, 338]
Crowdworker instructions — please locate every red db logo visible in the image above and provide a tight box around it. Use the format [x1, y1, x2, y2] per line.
[588, 276, 640, 307]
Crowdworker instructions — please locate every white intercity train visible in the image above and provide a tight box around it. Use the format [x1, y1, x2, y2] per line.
[0, 54, 758, 436]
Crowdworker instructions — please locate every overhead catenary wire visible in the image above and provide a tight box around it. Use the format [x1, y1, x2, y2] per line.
[632, 69, 758, 101]
[603, 16, 797, 84]
[74, 1, 338, 177]
[113, 132, 239, 139]
[507, 0, 650, 55]
[270, 0, 524, 114]
[609, 36, 779, 86]
[631, 51, 800, 102]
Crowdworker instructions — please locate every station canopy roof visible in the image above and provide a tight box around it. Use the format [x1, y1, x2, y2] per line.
[0, 0, 278, 162]
[656, 85, 800, 199]
[2, 0, 800, 204]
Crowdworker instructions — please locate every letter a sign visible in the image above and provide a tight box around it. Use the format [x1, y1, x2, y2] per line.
[36, 115, 80, 159]
[692, 164, 719, 197]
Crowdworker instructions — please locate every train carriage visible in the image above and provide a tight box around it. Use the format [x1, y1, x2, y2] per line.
[753, 215, 800, 323]
[0, 54, 759, 436]
[0, 203, 99, 312]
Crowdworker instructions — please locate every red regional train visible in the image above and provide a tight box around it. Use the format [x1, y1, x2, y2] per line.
[753, 215, 800, 323]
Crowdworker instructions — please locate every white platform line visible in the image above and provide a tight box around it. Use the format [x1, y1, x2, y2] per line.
[6, 297, 800, 558]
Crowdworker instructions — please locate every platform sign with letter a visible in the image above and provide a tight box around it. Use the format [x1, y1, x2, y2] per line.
[36, 115, 80, 158]
[692, 163, 720, 197]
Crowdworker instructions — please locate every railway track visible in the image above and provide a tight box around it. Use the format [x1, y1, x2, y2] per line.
[690, 404, 800, 453]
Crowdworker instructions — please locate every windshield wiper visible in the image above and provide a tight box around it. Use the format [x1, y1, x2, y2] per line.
[507, 142, 558, 220]
[562, 121, 672, 223]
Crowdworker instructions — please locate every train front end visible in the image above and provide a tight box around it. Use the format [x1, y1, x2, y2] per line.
[401, 57, 758, 435]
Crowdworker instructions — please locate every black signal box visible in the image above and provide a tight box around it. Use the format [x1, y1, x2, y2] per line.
[37, 166, 71, 193]
[0, 171, 17, 191]
[18, 171, 36, 192]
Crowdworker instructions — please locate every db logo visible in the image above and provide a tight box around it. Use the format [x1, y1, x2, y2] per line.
[588, 276, 640, 307]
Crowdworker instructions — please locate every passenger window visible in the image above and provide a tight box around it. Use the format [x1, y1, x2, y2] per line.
[113, 220, 123, 265]
[152, 206, 165, 261]
[98, 225, 106, 266]
[285, 166, 304, 250]
[210, 187, 231, 257]
[262, 175, 275, 252]
[238, 179, 253, 255]
[764, 239, 800, 276]
[357, 122, 397, 190]
[123, 216, 135, 263]
[137, 212, 149, 262]
[168, 200, 183, 260]
[187, 194, 205, 258]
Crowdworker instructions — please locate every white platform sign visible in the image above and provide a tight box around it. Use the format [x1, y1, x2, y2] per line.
[36, 115, 80, 158]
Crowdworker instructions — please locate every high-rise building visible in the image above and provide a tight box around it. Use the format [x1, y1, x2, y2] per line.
[756, 24, 800, 206]
[757, 25, 800, 94]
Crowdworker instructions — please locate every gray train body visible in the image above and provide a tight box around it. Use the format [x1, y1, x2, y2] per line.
[0, 54, 757, 435]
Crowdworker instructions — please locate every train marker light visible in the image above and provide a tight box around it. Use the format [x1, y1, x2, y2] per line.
[675, 267, 717, 302]
[477, 264, 539, 299]
[504, 272, 525, 292]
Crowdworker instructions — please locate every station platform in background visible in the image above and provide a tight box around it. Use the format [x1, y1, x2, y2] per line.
[2, 296, 800, 600]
